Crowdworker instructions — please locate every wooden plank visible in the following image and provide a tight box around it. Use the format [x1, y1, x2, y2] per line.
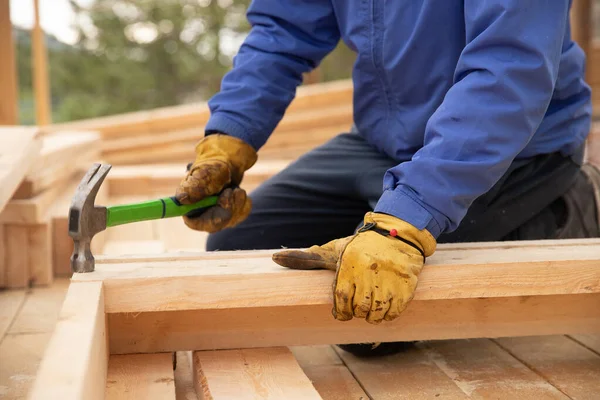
[419, 339, 567, 398]
[107, 293, 600, 354]
[27, 219, 53, 287]
[335, 341, 469, 399]
[0, 0, 19, 125]
[290, 346, 369, 400]
[8, 278, 69, 335]
[0, 129, 42, 213]
[0, 176, 73, 224]
[74, 241, 600, 313]
[0, 289, 25, 340]
[569, 334, 600, 355]
[0, 332, 54, 399]
[46, 79, 353, 138]
[192, 347, 322, 399]
[4, 225, 29, 288]
[174, 351, 198, 400]
[32, 0, 51, 125]
[29, 281, 108, 400]
[495, 335, 600, 399]
[13, 134, 100, 199]
[105, 353, 176, 399]
[102, 240, 166, 256]
[106, 160, 290, 197]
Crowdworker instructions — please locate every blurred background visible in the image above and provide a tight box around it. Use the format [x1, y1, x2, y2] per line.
[9, 0, 356, 125]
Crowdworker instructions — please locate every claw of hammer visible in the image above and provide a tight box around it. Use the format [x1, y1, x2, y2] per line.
[68, 163, 112, 273]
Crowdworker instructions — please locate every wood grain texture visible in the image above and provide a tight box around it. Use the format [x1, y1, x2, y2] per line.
[0, 332, 53, 399]
[74, 240, 600, 313]
[335, 342, 470, 399]
[0, 129, 42, 214]
[46, 79, 353, 138]
[0, 289, 25, 340]
[4, 225, 30, 288]
[105, 353, 175, 399]
[27, 220, 53, 287]
[0, 175, 72, 224]
[495, 335, 600, 399]
[193, 347, 322, 400]
[8, 278, 69, 335]
[29, 281, 108, 400]
[290, 346, 368, 400]
[107, 294, 600, 354]
[419, 339, 567, 399]
[106, 160, 289, 197]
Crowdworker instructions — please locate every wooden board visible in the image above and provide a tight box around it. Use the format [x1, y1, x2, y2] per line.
[0, 128, 42, 214]
[0, 289, 26, 340]
[495, 335, 600, 398]
[45, 79, 353, 138]
[290, 346, 369, 400]
[106, 160, 290, 197]
[193, 347, 322, 399]
[13, 132, 101, 199]
[76, 240, 600, 313]
[28, 281, 108, 400]
[67, 239, 600, 353]
[0, 175, 73, 224]
[106, 353, 176, 399]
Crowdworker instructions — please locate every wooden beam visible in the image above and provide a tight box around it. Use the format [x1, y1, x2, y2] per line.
[192, 347, 322, 399]
[32, 0, 51, 125]
[0, 127, 42, 214]
[106, 160, 290, 197]
[105, 353, 176, 399]
[12, 131, 100, 199]
[69, 239, 600, 353]
[0, 0, 19, 125]
[570, 0, 592, 57]
[29, 281, 108, 400]
[45, 79, 353, 138]
[76, 240, 600, 313]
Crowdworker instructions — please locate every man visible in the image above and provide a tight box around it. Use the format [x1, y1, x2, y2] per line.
[175, 1, 600, 356]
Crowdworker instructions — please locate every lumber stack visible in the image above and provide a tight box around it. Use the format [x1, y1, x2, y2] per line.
[45, 79, 354, 165]
[28, 238, 600, 399]
[0, 130, 104, 288]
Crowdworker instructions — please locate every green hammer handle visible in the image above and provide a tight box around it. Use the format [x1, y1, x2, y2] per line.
[106, 196, 219, 227]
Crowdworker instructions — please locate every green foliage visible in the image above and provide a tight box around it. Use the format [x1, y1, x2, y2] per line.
[16, 0, 355, 124]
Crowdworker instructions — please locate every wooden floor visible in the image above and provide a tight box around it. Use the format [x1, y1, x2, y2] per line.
[2, 207, 600, 399]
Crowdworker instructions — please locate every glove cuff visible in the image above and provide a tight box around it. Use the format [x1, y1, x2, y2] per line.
[363, 212, 437, 257]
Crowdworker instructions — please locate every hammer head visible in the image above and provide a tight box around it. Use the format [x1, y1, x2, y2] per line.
[68, 163, 112, 273]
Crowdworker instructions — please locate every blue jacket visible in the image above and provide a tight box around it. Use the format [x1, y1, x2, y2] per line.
[205, 0, 591, 238]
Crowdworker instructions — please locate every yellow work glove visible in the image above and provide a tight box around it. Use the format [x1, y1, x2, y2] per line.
[176, 134, 257, 232]
[272, 212, 436, 324]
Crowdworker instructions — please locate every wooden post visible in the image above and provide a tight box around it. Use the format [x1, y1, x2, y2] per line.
[32, 0, 51, 125]
[570, 0, 592, 80]
[0, 0, 19, 125]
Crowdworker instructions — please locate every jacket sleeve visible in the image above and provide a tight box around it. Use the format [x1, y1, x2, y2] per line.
[204, 1, 340, 150]
[374, 0, 580, 238]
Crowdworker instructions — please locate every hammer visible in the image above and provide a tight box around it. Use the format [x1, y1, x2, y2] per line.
[68, 163, 218, 273]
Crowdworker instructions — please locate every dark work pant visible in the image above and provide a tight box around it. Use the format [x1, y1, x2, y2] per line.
[207, 132, 599, 251]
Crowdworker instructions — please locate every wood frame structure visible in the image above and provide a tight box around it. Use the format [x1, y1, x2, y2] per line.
[29, 238, 600, 399]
